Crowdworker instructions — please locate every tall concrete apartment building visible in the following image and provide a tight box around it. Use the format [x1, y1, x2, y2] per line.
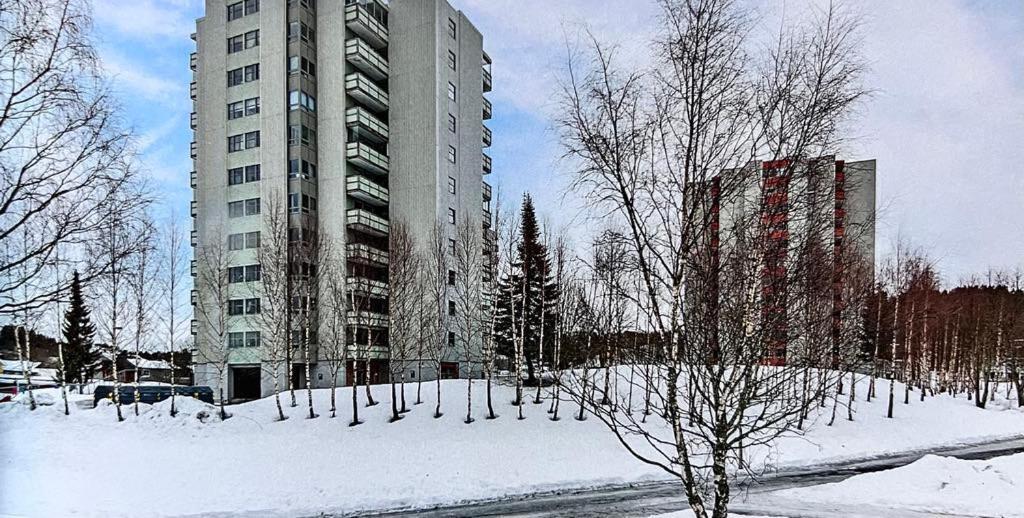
[189, 0, 494, 399]
[705, 157, 876, 365]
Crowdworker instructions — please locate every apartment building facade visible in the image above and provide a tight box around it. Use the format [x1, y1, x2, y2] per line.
[702, 157, 876, 365]
[190, 0, 494, 399]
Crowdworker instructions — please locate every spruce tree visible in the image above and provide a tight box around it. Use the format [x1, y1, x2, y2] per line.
[62, 271, 98, 386]
[495, 194, 559, 383]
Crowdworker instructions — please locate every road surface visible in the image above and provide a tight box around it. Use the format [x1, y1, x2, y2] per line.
[358, 438, 1024, 518]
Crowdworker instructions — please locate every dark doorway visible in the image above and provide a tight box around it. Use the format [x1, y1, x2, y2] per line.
[345, 359, 390, 386]
[440, 362, 460, 380]
[231, 366, 261, 401]
[290, 364, 307, 390]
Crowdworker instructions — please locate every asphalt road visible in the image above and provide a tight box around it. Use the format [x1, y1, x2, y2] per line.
[359, 437, 1024, 518]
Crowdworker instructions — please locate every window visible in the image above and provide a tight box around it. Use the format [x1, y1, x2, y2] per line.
[448, 208, 456, 224]
[448, 18, 457, 39]
[227, 265, 260, 283]
[228, 332, 244, 348]
[227, 101, 244, 120]
[287, 21, 316, 44]
[449, 238, 456, 255]
[245, 231, 261, 248]
[245, 298, 261, 315]
[288, 125, 317, 147]
[447, 82, 457, 101]
[244, 97, 260, 116]
[227, 64, 258, 87]
[244, 164, 261, 182]
[244, 197, 260, 216]
[448, 270, 456, 286]
[288, 56, 316, 77]
[227, 135, 243, 153]
[287, 0, 316, 9]
[447, 145, 457, 164]
[448, 176, 456, 195]
[244, 131, 260, 149]
[227, 2, 243, 20]
[244, 30, 259, 49]
[289, 193, 317, 213]
[448, 114, 456, 133]
[228, 167, 244, 185]
[244, 264, 261, 282]
[289, 159, 317, 179]
[448, 50, 457, 71]
[229, 197, 260, 218]
[288, 90, 316, 112]
[228, 233, 245, 250]
[227, 34, 243, 53]
[448, 301, 456, 316]
[448, 331, 456, 348]
[244, 0, 259, 15]
[244, 64, 259, 82]
[244, 331, 261, 348]
[228, 299, 245, 316]
[288, 193, 299, 214]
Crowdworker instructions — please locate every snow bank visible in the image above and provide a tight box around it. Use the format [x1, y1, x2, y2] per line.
[776, 452, 1024, 517]
[1, 376, 1022, 517]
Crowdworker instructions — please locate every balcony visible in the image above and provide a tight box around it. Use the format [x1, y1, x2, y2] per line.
[190, 52, 197, 71]
[190, 111, 197, 130]
[482, 181, 492, 201]
[346, 175, 389, 206]
[345, 73, 388, 112]
[190, 170, 197, 189]
[483, 207, 491, 224]
[190, 81, 197, 100]
[190, 200, 197, 218]
[344, 2, 387, 49]
[482, 124, 492, 147]
[483, 67, 492, 93]
[482, 152, 492, 174]
[190, 141, 197, 159]
[346, 310, 389, 329]
[483, 97, 492, 120]
[346, 106, 388, 143]
[347, 243, 389, 267]
[190, 230, 197, 247]
[345, 38, 388, 81]
[191, 260, 197, 277]
[347, 208, 389, 237]
[346, 142, 389, 175]
[348, 277, 389, 299]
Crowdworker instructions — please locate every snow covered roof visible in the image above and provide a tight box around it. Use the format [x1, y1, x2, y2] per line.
[128, 358, 173, 370]
[0, 359, 41, 373]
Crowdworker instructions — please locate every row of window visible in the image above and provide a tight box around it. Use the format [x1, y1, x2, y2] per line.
[228, 264, 262, 283]
[228, 164, 261, 186]
[289, 159, 317, 179]
[227, 30, 259, 54]
[228, 197, 261, 218]
[228, 231, 261, 251]
[228, 131, 260, 153]
[287, 21, 316, 45]
[288, 193, 317, 214]
[288, 124, 316, 147]
[289, 90, 316, 112]
[227, 64, 259, 87]
[288, 55, 316, 77]
[287, 0, 316, 10]
[227, 0, 258, 21]
[227, 97, 259, 120]
[228, 331, 261, 349]
[228, 298, 261, 316]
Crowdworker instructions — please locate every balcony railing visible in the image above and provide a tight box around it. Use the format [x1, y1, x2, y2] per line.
[348, 277, 389, 299]
[190, 230, 198, 247]
[482, 181, 492, 201]
[345, 37, 388, 81]
[346, 310, 389, 329]
[483, 97, 492, 120]
[190, 111, 197, 129]
[345, 73, 388, 112]
[190, 141, 197, 159]
[482, 152, 492, 174]
[190, 200, 197, 218]
[346, 243, 389, 267]
[190, 52, 197, 71]
[346, 142, 389, 175]
[345, 2, 388, 49]
[482, 124, 492, 147]
[346, 106, 389, 143]
[190, 170, 197, 189]
[346, 175, 389, 206]
[190, 81, 197, 100]
[483, 67, 492, 93]
[346, 208, 389, 237]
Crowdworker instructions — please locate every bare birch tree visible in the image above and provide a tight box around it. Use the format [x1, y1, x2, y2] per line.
[388, 219, 419, 421]
[424, 221, 452, 418]
[194, 234, 233, 420]
[452, 215, 484, 423]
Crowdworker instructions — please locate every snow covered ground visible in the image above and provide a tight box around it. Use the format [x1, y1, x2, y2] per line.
[772, 452, 1024, 517]
[1, 376, 1022, 518]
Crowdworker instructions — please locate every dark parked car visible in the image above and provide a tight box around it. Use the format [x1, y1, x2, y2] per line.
[93, 385, 215, 407]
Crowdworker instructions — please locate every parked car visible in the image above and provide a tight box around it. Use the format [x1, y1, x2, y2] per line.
[93, 385, 214, 407]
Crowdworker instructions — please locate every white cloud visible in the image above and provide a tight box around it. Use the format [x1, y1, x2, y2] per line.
[92, 0, 200, 42]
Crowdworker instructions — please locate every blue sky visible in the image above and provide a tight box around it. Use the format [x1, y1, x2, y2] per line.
[91, 0, 1024, 282]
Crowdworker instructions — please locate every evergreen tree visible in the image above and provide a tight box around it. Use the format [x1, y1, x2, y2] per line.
[61, 271, 99, 385]
[495, 194, 559, 382]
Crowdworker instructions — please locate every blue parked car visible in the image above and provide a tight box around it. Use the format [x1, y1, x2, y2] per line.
[93, 385, 215, 407]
